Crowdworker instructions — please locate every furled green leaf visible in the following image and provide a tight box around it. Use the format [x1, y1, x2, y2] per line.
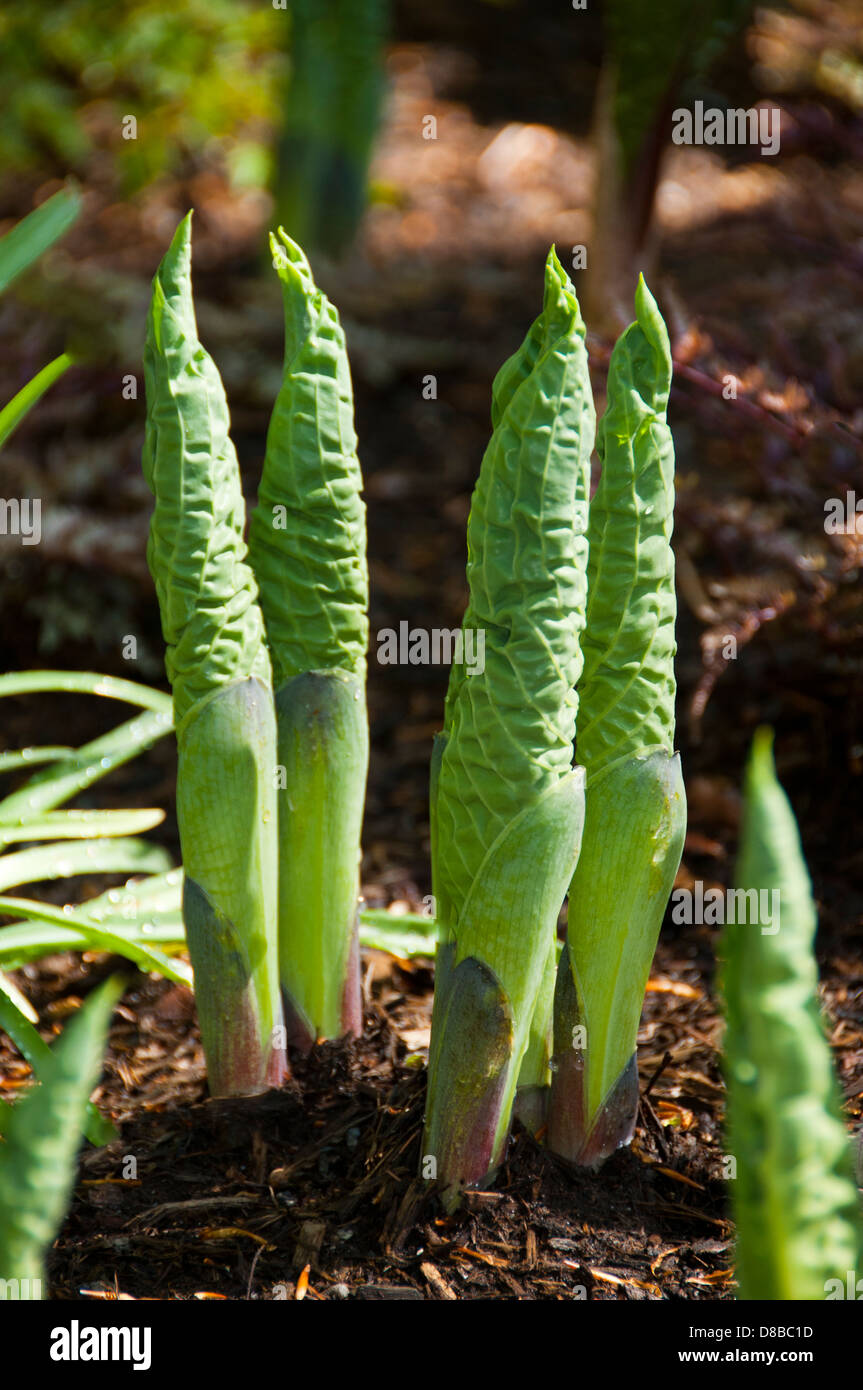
[722, 729, 862, 1300]
[248, 228, 368, 687]
[548, 277, 686, 1166]
[425, 248, 594, 1202]
[143, 214, 284, 1095]
[248, 229, 368, 1045]
[0, 976, 122, 1293]
[577, 275, 677, 770]
[143, 211, 271, 726]
[275, 0, 388, 256]
[435, 247, 593, 919]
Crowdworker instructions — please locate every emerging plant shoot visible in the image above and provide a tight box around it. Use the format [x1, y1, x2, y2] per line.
[249, 229, 368, 1049]
[143, 213, 286, 1097]
[424, 249, 593, 1208]
[722, 729, 862, 1299]
[547, 277, 686, 1167]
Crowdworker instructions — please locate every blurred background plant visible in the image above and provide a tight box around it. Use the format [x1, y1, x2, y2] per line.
[0, 0, 284, 195]
[0, 0, 390, 256]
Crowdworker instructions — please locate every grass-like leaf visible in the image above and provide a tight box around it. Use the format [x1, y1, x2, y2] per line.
[0, 976, 123, 1295]
[0, 987, 115, 1147]
[0, 897, 191, 987]
[0, 837, 171, 893]
[0, 809, 164, 846]
[0, 706, 172, 824]
[0, 185, 82, 296]
[0, 353, 74, 451]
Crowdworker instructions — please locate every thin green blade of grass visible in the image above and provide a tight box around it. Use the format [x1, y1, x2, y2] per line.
[0, 919, 184, 969]
[0, 185, 82, 296]
[0, 837, 171, 893]
[70, 868, 183, 923]
[0, 748, 73, 774]
[0, 897, 192, 987]
[0, 970, 37, 1021]
[0, 976, 123, 1293]
[0, 705, 172, 824]
[0, 353, 74, 451]
[0, 809, 165, 846]
[0, 671, 172, 713]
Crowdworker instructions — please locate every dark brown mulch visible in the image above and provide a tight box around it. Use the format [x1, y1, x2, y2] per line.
[36, 941, 727, 1303]
[0, 919, 841, 1302]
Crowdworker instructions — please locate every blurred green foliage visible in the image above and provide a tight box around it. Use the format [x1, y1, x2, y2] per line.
[276, 0, 388, 256]
[0, 0, 284, 190]
[604, 0, 755, 179]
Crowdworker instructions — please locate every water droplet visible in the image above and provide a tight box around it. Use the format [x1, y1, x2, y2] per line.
[107, 890, 120, 904]
[61, 903, 75, 916]
[100, 757, 112, 770]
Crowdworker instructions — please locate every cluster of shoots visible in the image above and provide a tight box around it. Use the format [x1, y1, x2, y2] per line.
[424, 253, 685, 1204]
[143, 214, 367, 1095]
[142, 219, 685, 1160]
[141, 219, 860, 1302]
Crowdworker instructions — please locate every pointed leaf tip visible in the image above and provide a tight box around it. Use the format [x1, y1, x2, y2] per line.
[152, 213, 195, 332]
[633, 274, 670, 362]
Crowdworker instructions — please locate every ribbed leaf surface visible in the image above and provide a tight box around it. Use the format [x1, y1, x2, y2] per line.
[143, 212, 270, 725]
[248, 229, 367, 687]
[436, 248, 593, 920]
[577, 275, 676, 771]
[723, 730, 862, 1299]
